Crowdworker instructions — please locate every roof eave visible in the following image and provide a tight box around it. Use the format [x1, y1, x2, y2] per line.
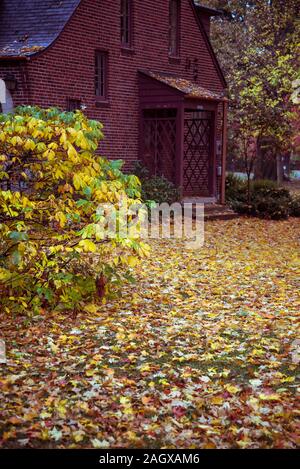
[195, 4, 223, 17]
[0, 55, 28, 61]
[187, 94, 228, 102]
[140, 70, 226, 102]
[139, 69, 186, 96]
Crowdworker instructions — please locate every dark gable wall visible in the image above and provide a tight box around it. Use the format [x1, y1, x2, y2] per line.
[0, 0, 225, 168]
[198, 12, 211, 36]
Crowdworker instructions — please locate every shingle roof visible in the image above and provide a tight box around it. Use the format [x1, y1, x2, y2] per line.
[142, 71, 226, 101]
[0, 0, 81, 58]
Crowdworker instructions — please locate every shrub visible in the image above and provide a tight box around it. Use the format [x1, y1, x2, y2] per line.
[225, 173, 247, 203]
[250, 186, 291, 219]
[227, 175, 293, 220]
[231, 186, 292, 220]
[133, 161, 150, 181]
[141, 176, 180, 205]
[251, 179, 278, 192]
[0, 106, 149, 315]
[133, 161, 180, 205]
[289, 195, 300, 217]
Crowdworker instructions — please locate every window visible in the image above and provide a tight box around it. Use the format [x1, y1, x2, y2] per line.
[95, 51, 108, 100]
[121, 0, 132, 47]
[67, 98, 81, 111]
[169, 0, 180, 57]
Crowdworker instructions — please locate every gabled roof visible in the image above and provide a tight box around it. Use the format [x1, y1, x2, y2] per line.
[0, 0, 81, 58]
[140, 71, 227, 102]
[0, 0, 226, 89]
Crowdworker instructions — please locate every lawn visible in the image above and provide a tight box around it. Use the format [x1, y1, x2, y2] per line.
[0, 218, 299, 449]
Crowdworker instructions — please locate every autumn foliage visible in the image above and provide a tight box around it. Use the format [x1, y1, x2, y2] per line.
[0, 218, 299, 448]
[0, 106, 149, 315]
[207, 0, 300, 165]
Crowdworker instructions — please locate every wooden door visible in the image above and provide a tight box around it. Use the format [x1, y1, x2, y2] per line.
[142, 109, 177, 184]
[183, 110, 214, 196]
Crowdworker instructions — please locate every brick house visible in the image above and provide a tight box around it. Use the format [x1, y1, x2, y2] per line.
[0, 0, 228, 201]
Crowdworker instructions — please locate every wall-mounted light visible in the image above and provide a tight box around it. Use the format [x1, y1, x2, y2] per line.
[4, 74, 18, 92]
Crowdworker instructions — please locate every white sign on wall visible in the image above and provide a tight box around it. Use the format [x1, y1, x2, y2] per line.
[0, 79, 6, 104]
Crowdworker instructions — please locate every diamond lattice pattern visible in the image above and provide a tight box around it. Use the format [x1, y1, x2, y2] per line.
[143, 110, 177, 183]
[184, 113, 212, 196]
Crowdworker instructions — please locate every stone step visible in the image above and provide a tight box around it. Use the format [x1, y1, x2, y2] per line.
[182, 197, 217, 204]
[205, 204, 238, 220]
[182, 203, 239, 221]
[204, 210, 239, 221]
[205, 204, 229, 213]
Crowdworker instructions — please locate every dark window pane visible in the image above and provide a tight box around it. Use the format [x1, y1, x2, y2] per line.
[121, 0, 132, 46]
[95, 51, 108, 99]
[67, 99, 81, 111]
[169, 0, 180, 56]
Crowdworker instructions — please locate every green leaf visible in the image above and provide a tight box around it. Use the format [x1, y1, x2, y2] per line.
[110, 160, 124, 170]
[9, 231, 28, 242]
[11, 250, 22, 265]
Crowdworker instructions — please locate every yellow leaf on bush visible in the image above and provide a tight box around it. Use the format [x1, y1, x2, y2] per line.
[79, 239, 97, 252]
[73, 174, 82, 190]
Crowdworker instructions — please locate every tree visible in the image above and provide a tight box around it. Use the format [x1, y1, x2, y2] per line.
[201, 0, 300, 175]
[0, 106, 149, 315]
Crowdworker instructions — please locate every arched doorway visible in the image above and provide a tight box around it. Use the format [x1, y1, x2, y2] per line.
[0, 79, 14, 113]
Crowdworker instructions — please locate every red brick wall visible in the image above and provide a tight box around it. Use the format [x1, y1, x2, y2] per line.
[0, 0, 225, 193]
[0, 61, 29, 106]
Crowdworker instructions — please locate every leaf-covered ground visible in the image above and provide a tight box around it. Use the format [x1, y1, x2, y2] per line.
[0, 218, 299, 449]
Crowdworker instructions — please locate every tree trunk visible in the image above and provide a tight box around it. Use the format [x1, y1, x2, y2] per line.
[276, 155, 283, 184]
[247, 174, 251, 205]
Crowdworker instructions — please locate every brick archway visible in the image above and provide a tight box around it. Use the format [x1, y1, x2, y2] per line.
[0, 80, 14, 114]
